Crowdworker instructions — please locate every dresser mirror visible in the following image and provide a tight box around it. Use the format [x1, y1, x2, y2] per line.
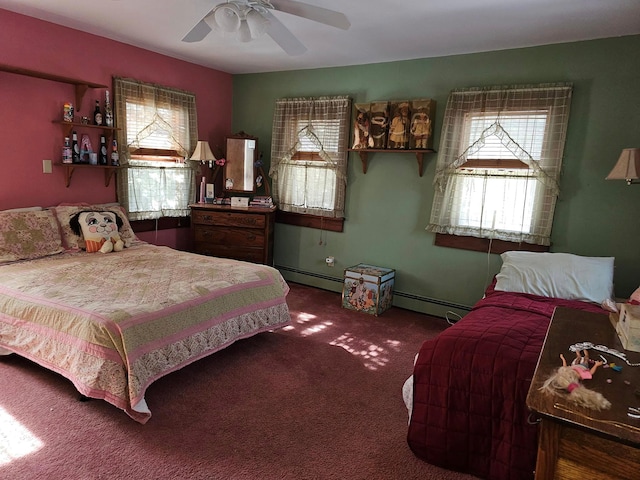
[224, 133, 257, 193]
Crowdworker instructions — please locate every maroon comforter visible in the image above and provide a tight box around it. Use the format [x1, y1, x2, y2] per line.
[407, 284, 605, 480]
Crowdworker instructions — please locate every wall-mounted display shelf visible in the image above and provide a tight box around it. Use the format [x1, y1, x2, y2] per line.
[54, 121, 118, 137]
[57, 164, 120, 188]
[55, 121, 120, 187]
[348, 148, 436, 176]
[0, 64, 108, 111]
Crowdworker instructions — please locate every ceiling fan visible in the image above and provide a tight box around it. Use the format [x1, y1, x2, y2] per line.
[182, 0, 350, 56]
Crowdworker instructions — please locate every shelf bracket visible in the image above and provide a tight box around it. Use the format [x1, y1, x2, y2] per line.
[61, 164, 117, 188]
[356, 151, 369, 174]
[64, 165, 75, 188]
[74, 84, 90, 112]
[416, 152, 424, 177]
[104, 168, 117, 187]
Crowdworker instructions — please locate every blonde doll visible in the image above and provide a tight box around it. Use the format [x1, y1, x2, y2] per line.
[540, 352, 611, 410]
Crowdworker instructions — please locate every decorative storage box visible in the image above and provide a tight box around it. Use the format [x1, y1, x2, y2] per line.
[611, 304, 640, 353]
[342, 264, 395, 316]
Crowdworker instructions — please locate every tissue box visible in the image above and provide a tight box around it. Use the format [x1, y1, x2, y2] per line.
[342, 264, 395, 316]
[611, 304, 640, 352]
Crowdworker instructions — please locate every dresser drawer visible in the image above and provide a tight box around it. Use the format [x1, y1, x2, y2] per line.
[189, 204, 275, 265]
[194, 226, 265, 247]
[192, 210, 266, 229]
[194, 243, 265, 263]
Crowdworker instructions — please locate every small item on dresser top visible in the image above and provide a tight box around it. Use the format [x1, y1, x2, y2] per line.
[540, 352, 611, 410]
[199, 176, 206, 203]
[230, 196, 249, 208]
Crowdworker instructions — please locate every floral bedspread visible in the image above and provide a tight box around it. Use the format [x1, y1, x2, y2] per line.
[0, 244, 290, 423]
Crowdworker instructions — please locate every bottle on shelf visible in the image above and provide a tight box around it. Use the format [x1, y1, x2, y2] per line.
[110, 139, 120, 166]
[99, 135, 108, 165]
[71, 131, 81, 164]
[62, 137, 72, 164]
[104, 90, 113, 127]
[93, 99, 103, 126]
[63, 102, 74, 123]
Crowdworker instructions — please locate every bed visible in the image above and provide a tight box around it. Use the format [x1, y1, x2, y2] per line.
[0, 204, 291, 423]
[404, 251, 616, 480]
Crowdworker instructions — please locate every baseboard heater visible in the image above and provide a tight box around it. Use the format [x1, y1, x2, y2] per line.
[275, 264, 471, 313]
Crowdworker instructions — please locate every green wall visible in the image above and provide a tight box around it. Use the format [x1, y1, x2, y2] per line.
[232, 36, 640, 316]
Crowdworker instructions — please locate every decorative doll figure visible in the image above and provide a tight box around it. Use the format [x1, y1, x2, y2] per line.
[352, 105, 374, 149]
[540, 352, 611, 410]
[388, 102, 410, 149]
[370, 104, 389, 149]
[410, 110, 431, 149]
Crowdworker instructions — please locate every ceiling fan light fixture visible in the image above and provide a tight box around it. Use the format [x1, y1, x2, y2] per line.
[238, 20, 253, 42]
[246, 9, 269, 38]
[213, 3, 242, 33]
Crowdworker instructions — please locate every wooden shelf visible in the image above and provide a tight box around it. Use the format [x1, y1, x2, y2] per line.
[348, 148, 436, 176]
[54, 121, 118, 137]
[0, 64, 107, 111]
[57, 164, 120, 188]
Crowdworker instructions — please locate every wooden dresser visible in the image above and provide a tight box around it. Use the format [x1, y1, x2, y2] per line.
[527, 307, 640, 480]
[189, 203, 276, 265]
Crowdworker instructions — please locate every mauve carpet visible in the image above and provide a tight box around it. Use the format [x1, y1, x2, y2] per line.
[0, 282, 479, 480]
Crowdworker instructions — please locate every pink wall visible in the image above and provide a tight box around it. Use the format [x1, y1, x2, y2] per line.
[0, 9, 232, 247]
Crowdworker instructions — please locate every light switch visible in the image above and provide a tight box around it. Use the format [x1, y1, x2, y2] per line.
[43, 159, 52, 174]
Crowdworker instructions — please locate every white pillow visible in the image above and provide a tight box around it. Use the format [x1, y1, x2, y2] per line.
[494, 251, 614, 304]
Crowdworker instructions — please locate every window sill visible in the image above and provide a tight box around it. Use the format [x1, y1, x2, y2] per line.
[276, 210, 344, 232]
[434, 233, 549, 255]
[131, 216, 190, 233]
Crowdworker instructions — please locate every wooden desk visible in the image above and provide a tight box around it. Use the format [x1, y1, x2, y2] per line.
[527, 307, 640, 479]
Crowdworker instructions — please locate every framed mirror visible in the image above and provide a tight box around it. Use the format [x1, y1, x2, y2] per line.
[224, 132, 257, 193]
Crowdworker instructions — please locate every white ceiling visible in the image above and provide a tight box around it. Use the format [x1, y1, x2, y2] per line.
[1, 0, 639, 75]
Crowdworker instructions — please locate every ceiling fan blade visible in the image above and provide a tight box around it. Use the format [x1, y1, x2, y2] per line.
[262, 10, 307, 56]
[269, 0, 350, 30]
[182, 15, 213, 43]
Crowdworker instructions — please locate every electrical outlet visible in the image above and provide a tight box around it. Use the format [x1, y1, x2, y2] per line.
[325, 256, 335, 267]
[42, 159, 52, 174]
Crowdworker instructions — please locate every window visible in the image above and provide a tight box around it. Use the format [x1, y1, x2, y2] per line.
[113, 77, 197, 221]
[270, 96, 351, 221]
[427, 84, 573, 246]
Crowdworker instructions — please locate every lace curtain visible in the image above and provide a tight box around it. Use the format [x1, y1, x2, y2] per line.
[113, 77, 198, 220]
[427, 83, 573, 245]
[269, 96, 351, 218]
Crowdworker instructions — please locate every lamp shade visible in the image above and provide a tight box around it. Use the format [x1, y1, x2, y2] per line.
[190, 141, 216, 163]
[606, 148, 640, 185]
